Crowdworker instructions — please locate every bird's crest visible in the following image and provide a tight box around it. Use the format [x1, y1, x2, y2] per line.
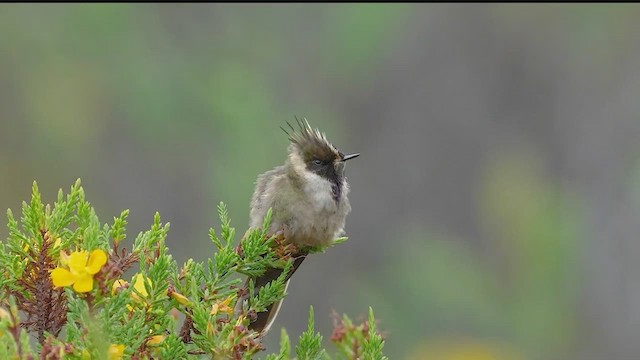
[281, 117, 340, 161]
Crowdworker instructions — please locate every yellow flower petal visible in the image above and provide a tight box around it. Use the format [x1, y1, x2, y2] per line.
[211, 296, 235, 315]
[68, 251, 89, 272]
[210, 303, 219, 316]
[108, 344, 125, 360]
[111, 279, 129, 295]
[170, 291, 192, 307]
[146, 334, 166, 346]
[86, 249, 107, 274]
[131, 274, 151, 301]
[59, 250, 70, 267]
[220, 296, 232, 306]
[73, 274, 94, 293]
[51, 267, 75, 287]
[219, 304, 234, 315]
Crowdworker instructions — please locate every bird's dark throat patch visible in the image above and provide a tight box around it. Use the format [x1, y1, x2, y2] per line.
[305, 157, 343, 203]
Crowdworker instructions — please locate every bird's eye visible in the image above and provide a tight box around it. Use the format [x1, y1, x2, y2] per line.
[313, 159, 322, 165]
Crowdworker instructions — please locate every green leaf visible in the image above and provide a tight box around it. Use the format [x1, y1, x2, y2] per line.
[109, 209, 129, 245]
[363, 307, 387, 360]
[296, 306, 325, 360]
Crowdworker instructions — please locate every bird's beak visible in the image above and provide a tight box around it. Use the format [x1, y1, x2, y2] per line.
[342, 153, 360, 161]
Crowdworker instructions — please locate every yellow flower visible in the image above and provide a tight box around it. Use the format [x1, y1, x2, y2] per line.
[146, 334, 166, 346]
[111, 279, 129, 295]
[169, 290, 192, 307]
[115, 274, 152, 311]
[131, 274, 152, 302]
[50, 249, 107, 293]
[108, 344, 125, 360]
[210, 296, 235, 316]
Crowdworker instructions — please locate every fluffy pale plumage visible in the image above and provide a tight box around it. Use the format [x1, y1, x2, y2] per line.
[242, 118, 355, 334]
[250, 118, 351, 248]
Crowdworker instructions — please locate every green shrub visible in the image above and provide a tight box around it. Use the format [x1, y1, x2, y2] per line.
[0, 180, 386, 360]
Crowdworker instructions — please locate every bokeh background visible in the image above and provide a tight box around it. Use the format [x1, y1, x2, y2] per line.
[2, 4, 640, 359]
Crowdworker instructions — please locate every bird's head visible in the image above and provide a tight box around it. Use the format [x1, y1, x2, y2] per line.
[282, 117, 359, 186]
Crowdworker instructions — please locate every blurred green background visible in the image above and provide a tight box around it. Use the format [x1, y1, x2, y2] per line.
[2, 4, 640, 359]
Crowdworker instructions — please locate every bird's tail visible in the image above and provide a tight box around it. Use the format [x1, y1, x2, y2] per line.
[237, 255, 306, 334]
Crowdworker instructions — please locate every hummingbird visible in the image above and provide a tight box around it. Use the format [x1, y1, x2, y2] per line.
[238, 117, 359, 334]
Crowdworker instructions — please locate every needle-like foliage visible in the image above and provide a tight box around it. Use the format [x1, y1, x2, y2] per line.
[0, 179, 387, 359]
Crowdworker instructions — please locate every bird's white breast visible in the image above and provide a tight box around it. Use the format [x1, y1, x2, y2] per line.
[302, 172, 338, 211]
